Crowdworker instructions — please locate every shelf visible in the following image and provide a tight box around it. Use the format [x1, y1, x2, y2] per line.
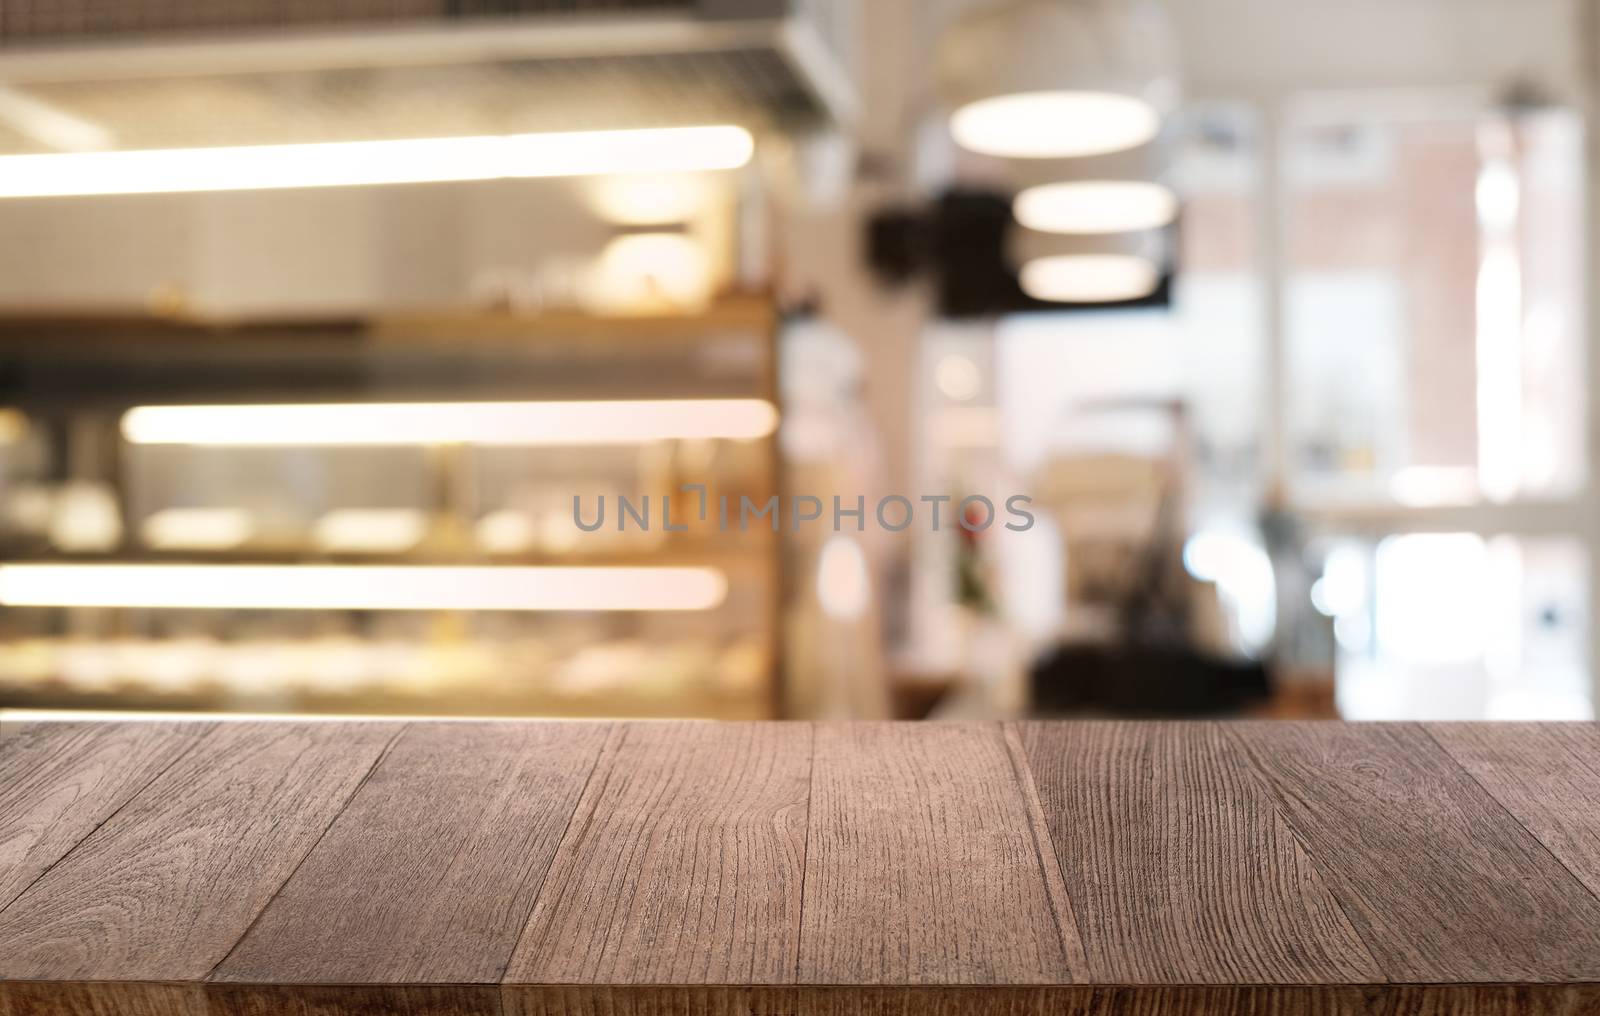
[0, 684, 771, 721]
[0, 544, 774, 571]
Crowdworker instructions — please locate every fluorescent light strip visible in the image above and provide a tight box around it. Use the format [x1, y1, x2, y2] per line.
[0, 710, 718, 724]
[0, 564, 727, 612]
[122, 399, 779, 446]
[0, 125, 754, 198]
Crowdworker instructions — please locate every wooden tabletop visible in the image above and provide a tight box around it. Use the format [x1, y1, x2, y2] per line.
[2, 720, 1599, 1016]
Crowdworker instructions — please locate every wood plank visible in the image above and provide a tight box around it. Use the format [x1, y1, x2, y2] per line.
[207, 984, 501, 1016]
[214, 721, 610, 985]
[1012, 721, 1382, 984]
[9, 982, 1599, 1016]
[1226, 722, 1600, 982]
[0, 722, 400, 981]
[0, 722, 209, 913]
[1428, 722, 1600, 900]
[503, 721, 810, 985]
[500, 984, 1600, 1016]
[796, 722, 1084, 985]
[0, 982, 208, 1016]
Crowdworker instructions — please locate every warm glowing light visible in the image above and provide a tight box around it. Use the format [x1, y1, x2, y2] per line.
[934, 354, 982, 401]
[312, 509, 427, 553]
[121, 400, 778, 446]
[50, 482, 122, 552]
[475, 510, 539, 554]
[1019, 254, 1158, 303]
[585, 173, 716, 225]
[816, 535, 870, 620]
[0, 563, 728, 611]
[0, 710, 499, 723]
[951, 91, 1159, 158]
[581, 232, 712, 313]
[0, 408, 28, 443]
[141, 508, 256, 550]
[1014, 180, 1177, 234]
[0, 126, 755, 198]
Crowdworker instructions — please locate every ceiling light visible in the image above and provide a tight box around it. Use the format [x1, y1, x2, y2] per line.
[938, 0, 1177, 160]
[1014, 180, 1177, 234]
[1019, 254, 1159, 303]
[121, 400, 778, 447]
[951, 91, 1160, 159]
[0, 564, 728, 612]
[0, 125, 754, 198]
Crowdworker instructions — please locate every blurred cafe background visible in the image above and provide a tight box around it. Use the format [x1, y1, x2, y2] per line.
[0, 0, 1595, 723]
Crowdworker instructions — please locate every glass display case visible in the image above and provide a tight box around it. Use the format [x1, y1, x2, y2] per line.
[0, 298, 782, 718]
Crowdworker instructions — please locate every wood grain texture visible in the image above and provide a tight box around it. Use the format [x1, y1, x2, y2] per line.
[215, 722, 609, 985]
[206, 983, 501, 1016]
[10, 983, 1600, 1016]
[0, 982, 208, 1016]
[797, 722, 1085, 985]
[500, 984, 1600, 1016]
[0, 722, 208, 912]
[1225, 722, 1600, 982]
[1013, 722, 1382, 984]
[6, 719, 1600, 1016]
[504, 721, 811, 985]
[1428, 722, 1600, 901]
[0, 722, 399, 981]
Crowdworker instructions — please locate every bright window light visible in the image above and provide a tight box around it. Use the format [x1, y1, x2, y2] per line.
[1014, 180, 1177, 234]
[951, 91, 1159, 159]
[475, 510, 539, 554]
[0, 563, 728, 612]
[1019, 254, 1158, 303]
[1182, 528, 1276, 651]
[121, 399, 778, 447]
[1475, 150, 1524, 504]
[1374, 533, 1489, 664]
[816, 535, 870, 621]
[0, 125, 754, 198]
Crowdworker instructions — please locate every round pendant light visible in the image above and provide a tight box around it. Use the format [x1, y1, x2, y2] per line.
[1014, 179, 1177, 234]
[951, 91, 1160, 159]
[938, 0, 1178, 160]
[1019, 254, 1159, 303]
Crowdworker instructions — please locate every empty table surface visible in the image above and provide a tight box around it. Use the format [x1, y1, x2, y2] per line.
[2, 720, 1599, 1015]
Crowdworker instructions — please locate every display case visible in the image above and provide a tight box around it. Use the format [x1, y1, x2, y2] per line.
[0, 298, 782, 718]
